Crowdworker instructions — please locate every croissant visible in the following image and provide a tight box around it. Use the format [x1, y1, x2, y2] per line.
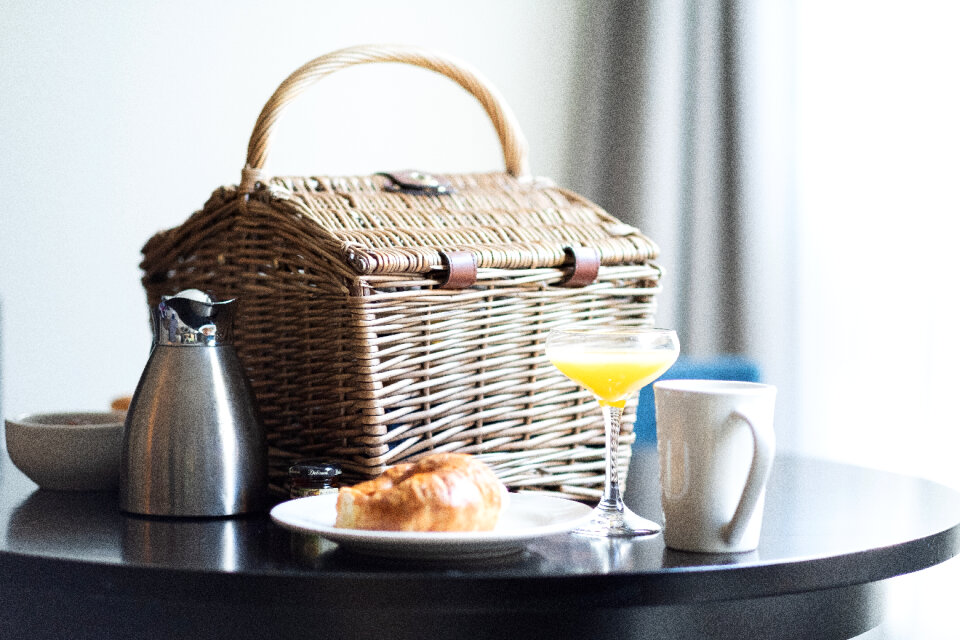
[335, 453, 505, 532]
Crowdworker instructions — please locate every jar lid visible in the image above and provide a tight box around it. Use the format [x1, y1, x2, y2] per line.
[288, 459, 342, 479]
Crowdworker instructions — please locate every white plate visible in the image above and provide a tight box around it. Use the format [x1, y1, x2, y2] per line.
[270, 492, 592, 561]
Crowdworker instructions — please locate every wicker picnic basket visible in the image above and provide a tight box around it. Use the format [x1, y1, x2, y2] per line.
[139, 45, 661, 500]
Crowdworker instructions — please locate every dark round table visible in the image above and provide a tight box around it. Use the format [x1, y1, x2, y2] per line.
[1, 445, 958, 640]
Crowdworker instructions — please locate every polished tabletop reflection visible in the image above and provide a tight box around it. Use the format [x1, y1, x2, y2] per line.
[2, 444, 959, 640]
[2, 447, 957, 580]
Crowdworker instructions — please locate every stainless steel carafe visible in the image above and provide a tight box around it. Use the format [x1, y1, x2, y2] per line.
[119, 289, 267, 517]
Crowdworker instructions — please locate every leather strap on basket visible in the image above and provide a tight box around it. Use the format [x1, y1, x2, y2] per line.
[437, 251, 477, 289]
[240, 44, 531, 193]
[559, 246, 601, 287]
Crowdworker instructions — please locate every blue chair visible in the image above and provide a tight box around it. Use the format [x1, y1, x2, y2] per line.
[633, 355, 762, 446]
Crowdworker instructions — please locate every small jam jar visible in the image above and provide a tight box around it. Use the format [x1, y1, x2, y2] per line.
[286, 459, 342, 499]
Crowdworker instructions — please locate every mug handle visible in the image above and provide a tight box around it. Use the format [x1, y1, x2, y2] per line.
[721, 409, 775, 545]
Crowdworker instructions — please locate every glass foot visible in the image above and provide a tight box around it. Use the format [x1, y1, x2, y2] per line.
[573, 502, 662, 538]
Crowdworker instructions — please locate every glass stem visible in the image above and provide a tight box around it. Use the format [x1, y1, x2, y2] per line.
[600, 404, 625, 511]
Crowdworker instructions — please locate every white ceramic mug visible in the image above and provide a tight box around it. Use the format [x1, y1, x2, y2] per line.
[654, 380, 776, 553]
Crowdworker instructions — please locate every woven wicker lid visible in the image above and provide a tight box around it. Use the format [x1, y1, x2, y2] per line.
[235, 171, 658, 276]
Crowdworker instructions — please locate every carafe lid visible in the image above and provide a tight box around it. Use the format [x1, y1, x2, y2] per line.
[153, 289, 236, 346]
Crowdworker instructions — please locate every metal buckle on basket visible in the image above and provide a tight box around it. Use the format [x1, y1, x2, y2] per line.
[377, 170, 455, 195]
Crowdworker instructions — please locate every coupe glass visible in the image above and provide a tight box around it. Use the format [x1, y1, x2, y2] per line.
[546, 327, 679, 537]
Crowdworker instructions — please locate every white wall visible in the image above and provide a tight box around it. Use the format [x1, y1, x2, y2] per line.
[795, 1, 960, 490]
[0, 1, 586, 418]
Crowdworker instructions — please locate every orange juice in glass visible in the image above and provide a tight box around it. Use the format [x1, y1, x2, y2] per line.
[546, 328, 679, 537]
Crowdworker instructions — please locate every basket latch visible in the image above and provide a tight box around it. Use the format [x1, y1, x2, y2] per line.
[378, 170, 455, 195]
[559, 246, 601, 287]
[437, 251, 477, 289]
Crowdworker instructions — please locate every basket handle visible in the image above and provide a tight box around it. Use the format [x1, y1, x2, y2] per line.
[240, 44, 531, 192]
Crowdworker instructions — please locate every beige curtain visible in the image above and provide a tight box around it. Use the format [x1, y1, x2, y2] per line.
[565, 0, 755, 357]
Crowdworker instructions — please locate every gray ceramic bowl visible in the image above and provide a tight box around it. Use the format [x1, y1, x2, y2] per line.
[5, 412, 126, 491]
